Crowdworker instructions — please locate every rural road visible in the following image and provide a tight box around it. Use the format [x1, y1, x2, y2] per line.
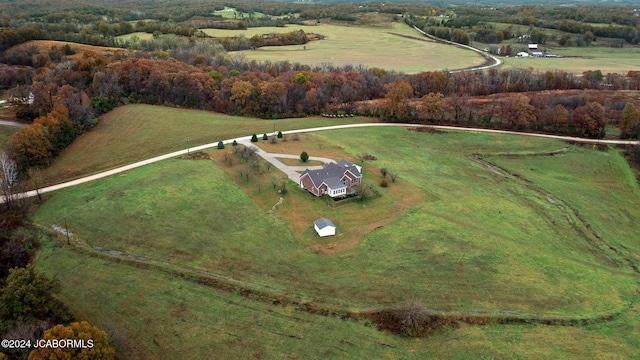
[412, 26, 502, 73]
[0, 120, 26, 127]
[6, 123, 640, 202]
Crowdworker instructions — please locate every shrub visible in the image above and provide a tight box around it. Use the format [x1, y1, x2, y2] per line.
[251, 134, 258, 142]
[380, 179, 389, 187]
[270, 136, 277, 144]
[217, 141, 225, 149]
[232, 140, 238, 146]
[292, 133, 300, 141]
[300, 151, 309, 162]
[263, 133, 268, 140]
[277, 131, 283, 138]
[390, 299, 429, 337]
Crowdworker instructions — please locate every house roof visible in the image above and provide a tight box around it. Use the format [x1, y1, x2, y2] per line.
[314, 218, 335, 229]
[300, 160, 361, 189]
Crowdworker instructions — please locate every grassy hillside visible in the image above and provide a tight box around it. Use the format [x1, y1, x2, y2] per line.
[203, 22, 486, 73]
[32, 126, 640, 358]
[41, 104, 375, 185]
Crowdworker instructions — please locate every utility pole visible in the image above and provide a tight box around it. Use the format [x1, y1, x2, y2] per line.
[64, 217, 70, 245]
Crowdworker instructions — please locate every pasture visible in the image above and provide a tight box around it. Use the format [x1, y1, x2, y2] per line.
[33, 125, 640, 358]
[202, 23, 486, 73]
[40, 104, 375, 185]
[500, 48, 640, 74]
[115, 31, 154, 42]
[0, 125, 18, 146]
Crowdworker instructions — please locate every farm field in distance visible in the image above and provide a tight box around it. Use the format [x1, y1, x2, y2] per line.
[202, 22, 487, 73]
[32, 119, 640, 358]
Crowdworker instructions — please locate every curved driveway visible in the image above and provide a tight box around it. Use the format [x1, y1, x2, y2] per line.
[8, 123, 640, 201]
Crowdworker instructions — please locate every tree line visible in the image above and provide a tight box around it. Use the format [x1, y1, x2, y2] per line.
[4, 38, 640, 175]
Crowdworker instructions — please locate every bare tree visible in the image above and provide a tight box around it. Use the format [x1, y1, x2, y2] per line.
[27, 167, 44, 200]
[0, 152, 19, 208]
[389, 172, 398, 183]
[355, 183, 371, 202]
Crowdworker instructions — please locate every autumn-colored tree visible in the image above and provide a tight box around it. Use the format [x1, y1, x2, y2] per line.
[573, 101, 607, 138]
[6, 123, 53, 169]
[619, 102, 640, 139]
[419, 92, 445, 122]
[381, 81, 413, 121]
[28, 321, 114, 360]
[501, 94, 535, 129]
[555, 104, 569, 129]
[230, 80, 258, 115]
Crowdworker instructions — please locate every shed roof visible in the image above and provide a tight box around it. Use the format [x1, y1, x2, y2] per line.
[314, 218, 335, 229]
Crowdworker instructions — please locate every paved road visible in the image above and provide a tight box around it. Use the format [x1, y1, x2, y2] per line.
[6, 123, 639, 202]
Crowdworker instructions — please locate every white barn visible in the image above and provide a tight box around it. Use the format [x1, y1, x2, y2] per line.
[314, 218, 336, 237]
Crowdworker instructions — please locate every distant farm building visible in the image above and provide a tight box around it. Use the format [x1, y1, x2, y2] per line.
[299, 160, 362, 198]
[528, 44, 539, 51]
[516, 52, 529, 57]
[314, 218, 336, 237]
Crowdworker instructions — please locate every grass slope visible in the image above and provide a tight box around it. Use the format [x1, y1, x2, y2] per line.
[42, 104, 374, 185]
[33, 126, 640, 358]
[34, 127, 639, 315]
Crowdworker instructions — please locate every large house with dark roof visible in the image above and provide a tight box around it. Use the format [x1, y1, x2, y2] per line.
[299, 160, 362, 198]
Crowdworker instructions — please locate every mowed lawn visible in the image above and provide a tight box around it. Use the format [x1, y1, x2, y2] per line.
[41, 104, 375, 185]
[203, 23, 486, 73]
[33, 127, 639, 317]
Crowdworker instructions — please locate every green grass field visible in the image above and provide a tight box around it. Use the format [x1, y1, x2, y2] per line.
[202, 23, 486, 73]
[34, 121, 640, 357]
[115, 32, 154, 42]
[33, 125, 640, 358]
[500, 48, 640, 74]
[41, 104, 375, 185]
[0, 125, 18, 146]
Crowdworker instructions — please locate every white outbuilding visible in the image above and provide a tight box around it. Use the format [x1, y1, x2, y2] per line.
[314, 218, 336, 237]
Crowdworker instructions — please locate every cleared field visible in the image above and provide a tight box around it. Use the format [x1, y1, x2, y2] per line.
[115, 31, 154, 42]
[203, 23, 486, 73]
[499, 45, 640, 74]
[0, 125, 18, 146]
[33, 126, 640, 358]
[41, 104, 376, 185]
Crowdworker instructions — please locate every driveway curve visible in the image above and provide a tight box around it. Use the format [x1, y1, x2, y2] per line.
[6, 123, 639, 202]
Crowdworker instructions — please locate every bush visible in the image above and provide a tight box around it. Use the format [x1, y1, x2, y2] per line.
[390, 299, 429, 337]
[232, 139, 238, 146]
[251, 134, 258, 142]
[300, 151, 309, 162]
[277, 131, 283, 138]
[380, 179, 389, 187]
[217, 141, 225, 149]
[263, 133, 268, 140]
